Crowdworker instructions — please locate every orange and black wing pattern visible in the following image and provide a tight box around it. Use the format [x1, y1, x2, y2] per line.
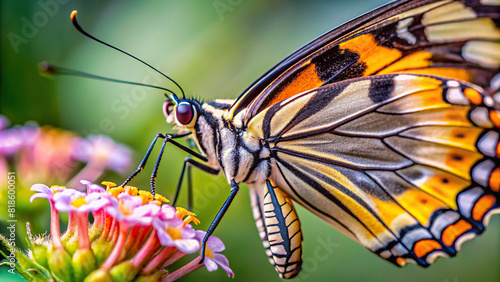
[238, 0, 500, 268]
[247, 73, 499, 267]
[227, 0, 500, 123]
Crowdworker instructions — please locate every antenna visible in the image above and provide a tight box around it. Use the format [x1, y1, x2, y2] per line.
[39, 62, 177, 94]
[70, 10, 186, 99]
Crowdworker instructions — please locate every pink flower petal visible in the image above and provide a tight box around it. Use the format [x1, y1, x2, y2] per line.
[194, 230, 233, 276]
[30, 184, 53, 202]
[80, 180, 106, 194]
[213, 253, 234, 278]
[30, 183, 51, 194]
[206, 235, 225, 253]
[180, 224, 196, 239]
[204, 257, 219, 272]
[161, 205, 176, 219]
[175, 239, 200, 254]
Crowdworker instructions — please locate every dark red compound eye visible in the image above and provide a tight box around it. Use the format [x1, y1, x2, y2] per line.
[176, 102, 193, 125]
[162, 101, 174, 118]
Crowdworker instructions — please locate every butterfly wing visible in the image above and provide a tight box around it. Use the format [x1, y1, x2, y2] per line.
[227, 0, 500, 125]
[226, 0, 500, 269]
[246, 73, 500, 266]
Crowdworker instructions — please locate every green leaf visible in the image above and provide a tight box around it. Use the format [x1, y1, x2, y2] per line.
[0, 234, 52, 281]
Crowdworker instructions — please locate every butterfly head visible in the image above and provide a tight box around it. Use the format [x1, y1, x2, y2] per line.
[163, 93, 199, 129]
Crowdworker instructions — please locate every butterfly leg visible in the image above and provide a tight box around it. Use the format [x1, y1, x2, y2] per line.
[187, 165, 192, 210]
[121, 132, 207, 196]
[148, 136, 212, 197]
[185, 140, 199, 211]
[121, 133, 165, 187]
[172, 157, 219, 208]
[200, 179, 240, 263]
[148, 134, 170, 197]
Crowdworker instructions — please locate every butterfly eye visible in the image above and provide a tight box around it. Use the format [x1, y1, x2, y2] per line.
[175, 102, 197, 126]
[163, 101, 175, 118]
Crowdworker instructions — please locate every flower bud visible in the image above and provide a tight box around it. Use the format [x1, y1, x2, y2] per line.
[110, 260, 140, 281]
[48, 247, 74, 281]
[84, 268, 113, 282]
[30, 238, 49, 270]
[72, 248, 97, 280]
[91, 238, 115, 266]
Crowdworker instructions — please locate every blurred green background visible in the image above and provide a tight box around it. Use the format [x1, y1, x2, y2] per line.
[1, 0, 499, 281]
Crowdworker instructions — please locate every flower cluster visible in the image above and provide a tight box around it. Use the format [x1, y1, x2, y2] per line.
[0, 115, 133, 235]
[1, 180, 233, 281]
[0, 116, 132, 190]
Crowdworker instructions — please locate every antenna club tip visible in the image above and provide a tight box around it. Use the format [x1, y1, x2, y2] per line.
[70, 10, 77, 20]
[39, 61, 55, 74]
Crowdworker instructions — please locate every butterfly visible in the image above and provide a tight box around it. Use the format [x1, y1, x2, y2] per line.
[66, 0, 500, 279]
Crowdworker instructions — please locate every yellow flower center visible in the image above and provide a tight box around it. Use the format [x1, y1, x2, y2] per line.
[118, 201, 132, 215]
[137, 190, 153, 205]
[166, 228, 181, 240]
[124, 186, 138, 196]
[101, 181, 117, 190]
[176, 207, 192, 216]
[71, 197, 87, 208]
[50, 185, 65, 195]
[154, 193, 170, 204]
[175, 207, 200, 225]
[184, 216, 200, 226]
[203, 244, 214, 259]
[108, 187, 124, 198]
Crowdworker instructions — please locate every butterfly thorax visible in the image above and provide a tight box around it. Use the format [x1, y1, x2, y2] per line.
[193, 99, 272, 185]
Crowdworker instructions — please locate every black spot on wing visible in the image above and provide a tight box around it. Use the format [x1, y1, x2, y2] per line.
[313, 45, 367, 83]
[372, 23, 400, 48]
[369, 77, 394, 103]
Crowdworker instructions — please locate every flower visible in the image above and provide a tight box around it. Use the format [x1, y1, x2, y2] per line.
[0, 116, 133, 191]
[195, 230, 234, 277]
[53, 188, 110, 213]
[161, 231, 234, 282]
[153, 205, 200, 254]
[1, 181, 234, 281]
[72, 135, 132, 174]
[0, 116, 133, 241]
[0, 118, 38, 157]
[29, 184, 65, 203]
[81, 179, 106, 194]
